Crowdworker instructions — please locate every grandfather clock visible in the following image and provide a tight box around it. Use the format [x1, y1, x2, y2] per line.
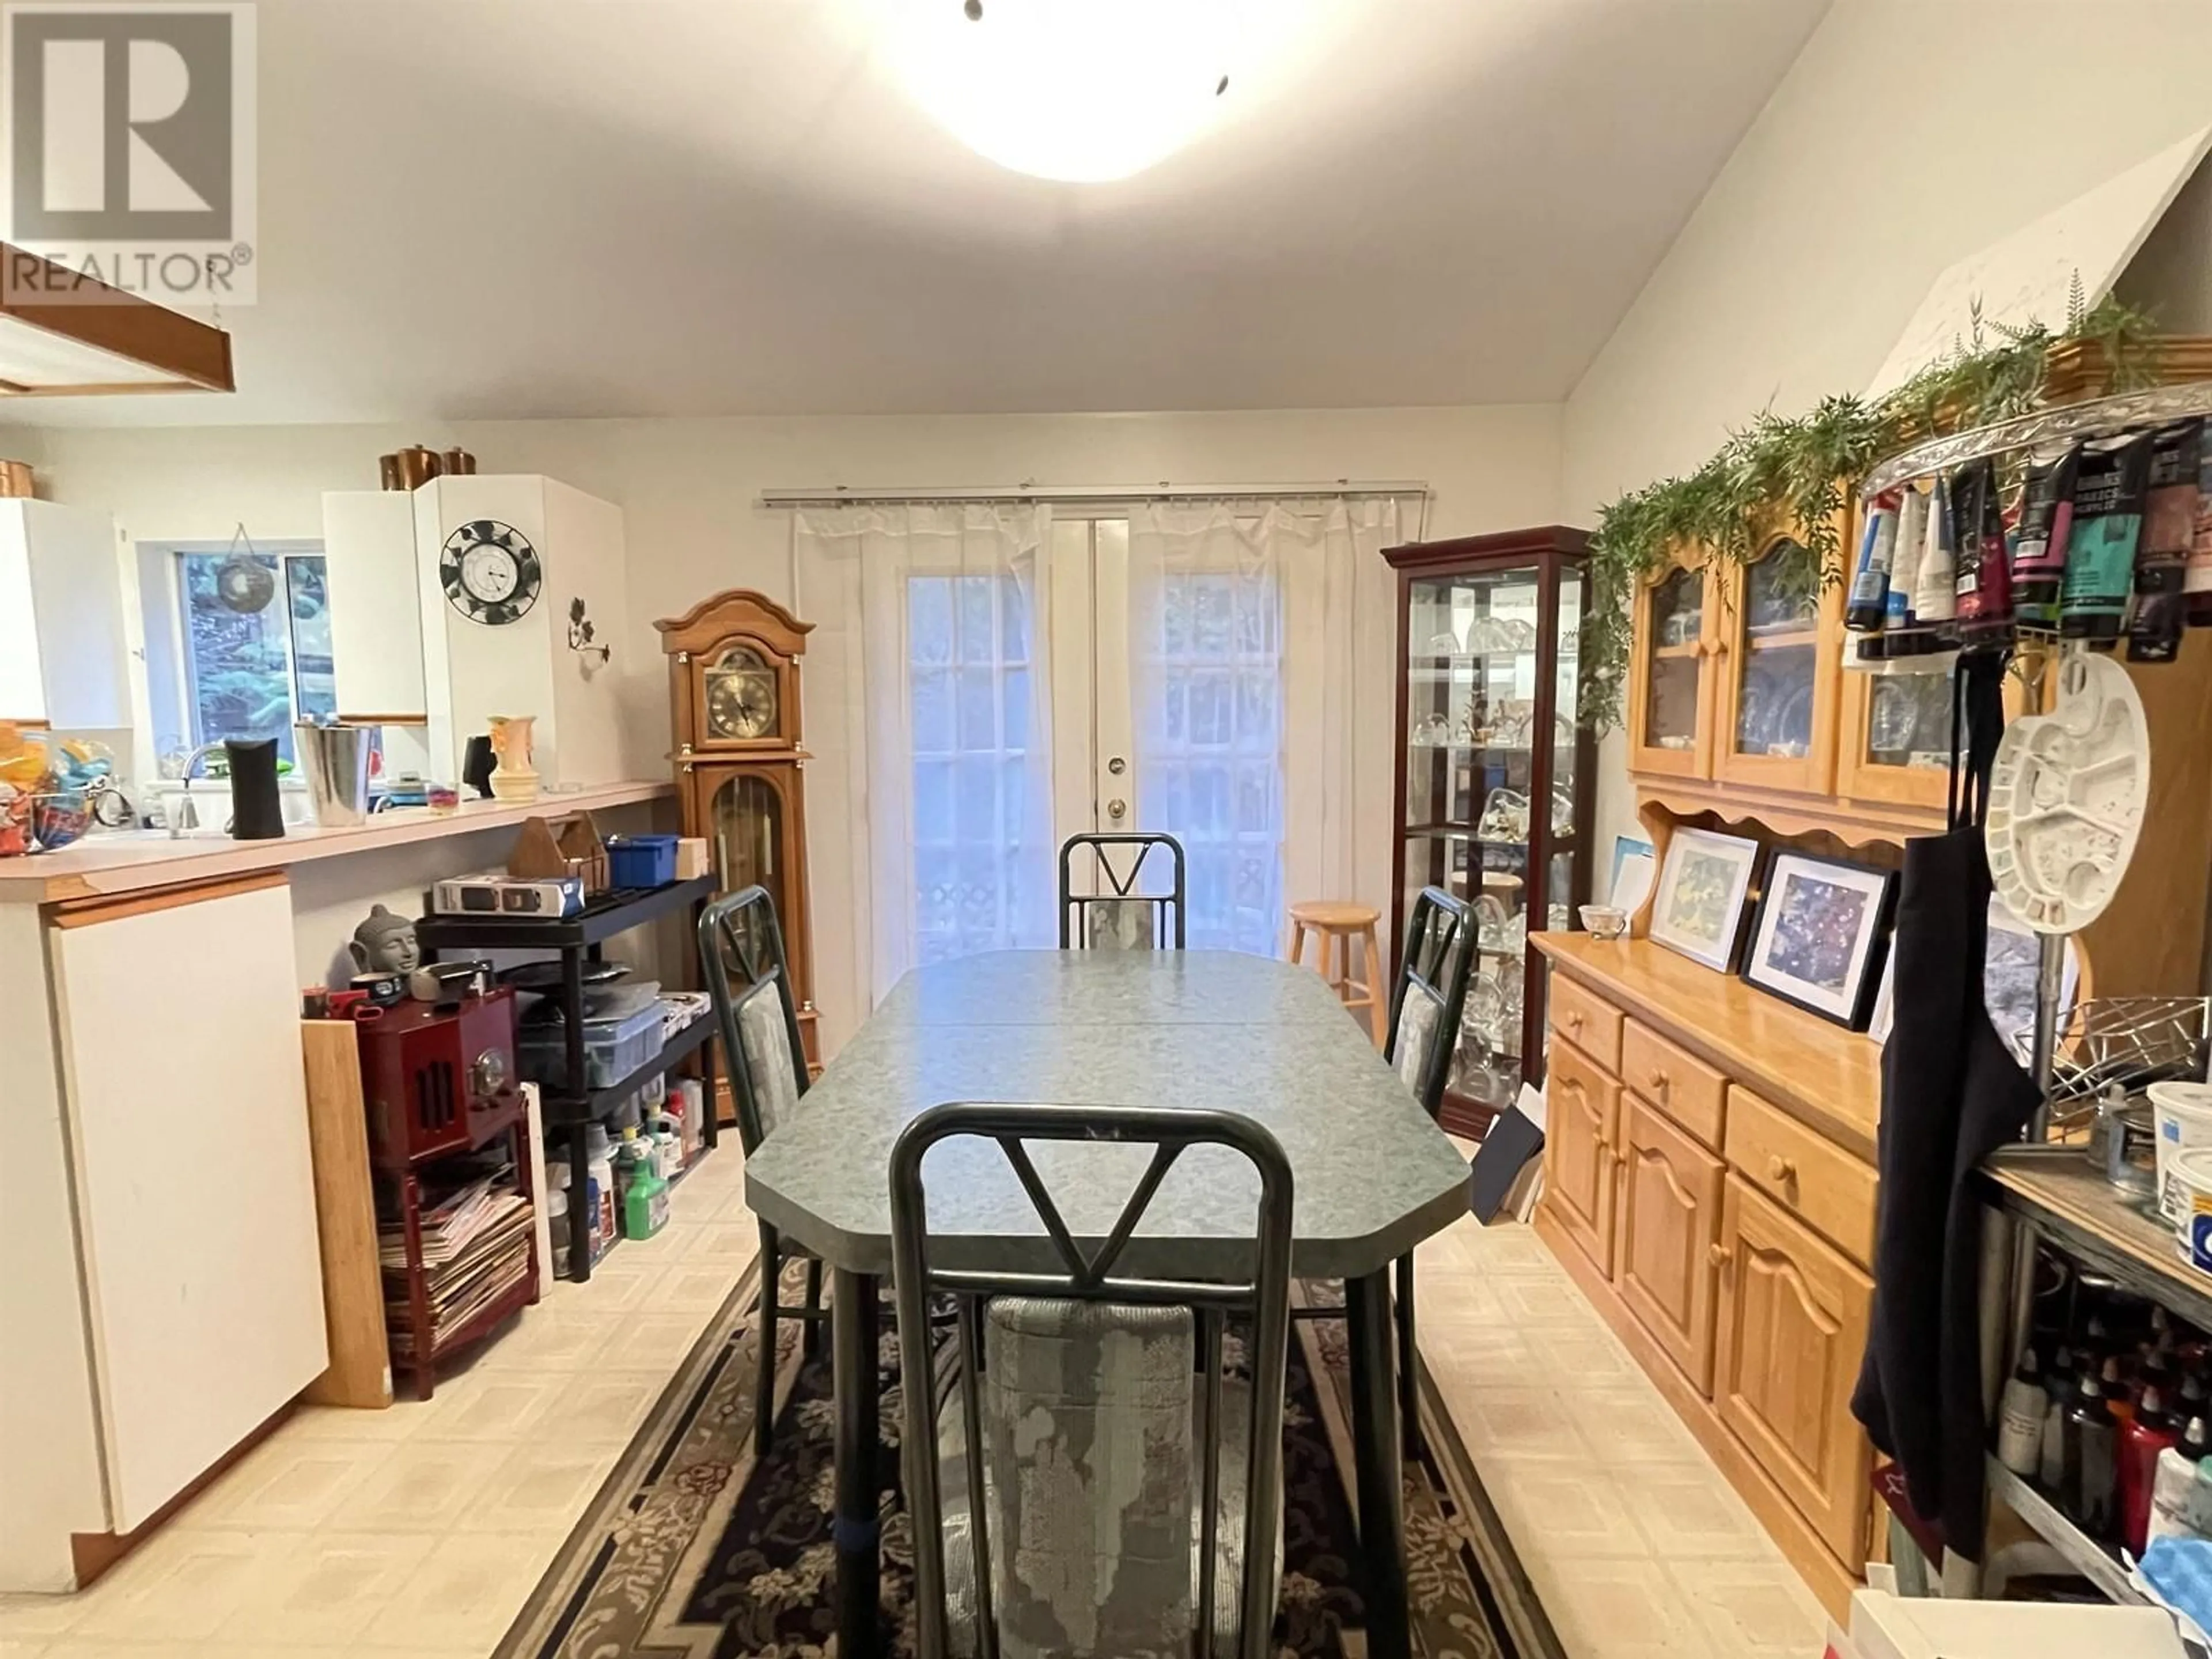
[656, 590, 821, 1069]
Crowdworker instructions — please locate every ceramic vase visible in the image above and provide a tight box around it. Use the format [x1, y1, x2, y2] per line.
[487, 715, 540, 803]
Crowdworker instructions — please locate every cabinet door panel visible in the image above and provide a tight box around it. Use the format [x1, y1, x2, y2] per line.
[1618, 1102, 1725, 1393]
[1543, 1039, 1620, 1278]
[1714, 1176, 1873, 1563]
[1626, 554, 1717, 780]
[1712, 532, 1844, 797]
[52, 881, 327, 1529]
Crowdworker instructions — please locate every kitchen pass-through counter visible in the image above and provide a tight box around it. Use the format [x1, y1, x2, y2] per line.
[0, 781, 676, 1592]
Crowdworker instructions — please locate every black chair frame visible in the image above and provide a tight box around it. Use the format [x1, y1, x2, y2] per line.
[1057, 831, 1188, 949]
[699, 884, 825, 1455]
[890, 1101, 1293, 1659]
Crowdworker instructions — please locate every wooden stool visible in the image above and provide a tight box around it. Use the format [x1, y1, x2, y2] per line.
[1287, 900, 1386, 1048]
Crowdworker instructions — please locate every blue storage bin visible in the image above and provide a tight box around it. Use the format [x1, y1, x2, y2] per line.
[606, 834, 679, 889]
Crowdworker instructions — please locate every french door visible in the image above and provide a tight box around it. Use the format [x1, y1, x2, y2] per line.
[1045, 515, 1287, 957]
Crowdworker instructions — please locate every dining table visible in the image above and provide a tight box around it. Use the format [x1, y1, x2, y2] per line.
[743, 947, 1475, 1659]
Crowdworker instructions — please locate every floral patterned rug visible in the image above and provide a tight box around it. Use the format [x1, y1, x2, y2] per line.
[497, 1265, 1559, 1659]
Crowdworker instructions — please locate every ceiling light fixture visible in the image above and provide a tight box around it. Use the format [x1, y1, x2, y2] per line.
[885, 0, 1246, 183]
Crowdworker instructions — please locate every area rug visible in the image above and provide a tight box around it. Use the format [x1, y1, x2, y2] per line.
[497, 1263, 1561, 1659]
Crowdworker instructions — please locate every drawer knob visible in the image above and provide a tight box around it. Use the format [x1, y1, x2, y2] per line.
[1767, 1155, 1796, 1184]
[1566, 1012, 1583, 1031]
[1709, 1243, 1733, 1269]
[1647, 1067, 1669, 1092]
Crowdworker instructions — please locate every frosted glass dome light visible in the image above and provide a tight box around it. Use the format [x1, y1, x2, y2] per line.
[885, 0, 1247, 183]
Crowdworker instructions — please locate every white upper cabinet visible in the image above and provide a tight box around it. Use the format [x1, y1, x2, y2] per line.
[0, 499, 130, 730]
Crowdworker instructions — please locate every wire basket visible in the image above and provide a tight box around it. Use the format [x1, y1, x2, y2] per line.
[2037, 995, 2212, 1139]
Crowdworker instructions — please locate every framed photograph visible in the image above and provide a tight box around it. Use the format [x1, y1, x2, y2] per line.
[1742, 852, 1897, 1028]
[1609, 834, 1656, 914]
[1648, 828, 1762, 972]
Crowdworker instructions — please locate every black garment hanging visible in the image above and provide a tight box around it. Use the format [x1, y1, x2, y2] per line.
[1851, 652, 2041, 1555]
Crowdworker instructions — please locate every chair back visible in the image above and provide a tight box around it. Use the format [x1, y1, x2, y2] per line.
[1058, 832, 1187, 949]
[890, 1101, 1292, 1659]
[1384, 886, 1476, 1116]
[696, 885, 809, 1156]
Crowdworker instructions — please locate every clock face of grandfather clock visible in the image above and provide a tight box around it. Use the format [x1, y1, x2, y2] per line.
[658, 590, 821, 1073]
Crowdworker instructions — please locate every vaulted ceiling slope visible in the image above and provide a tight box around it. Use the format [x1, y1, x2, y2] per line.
[12, 0, 1827, 427]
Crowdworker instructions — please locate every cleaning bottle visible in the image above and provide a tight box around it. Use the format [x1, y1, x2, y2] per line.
[622, 1149, 669, 1241]
[2041, 1341, 2075, 1489]
[1996, 1348, 2046, 1477]
[2121, 1383, 2182, 1553]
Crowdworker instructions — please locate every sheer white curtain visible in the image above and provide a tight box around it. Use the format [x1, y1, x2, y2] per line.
[1127, 497, 1403, 957]
[798, 504, 1056, 1041]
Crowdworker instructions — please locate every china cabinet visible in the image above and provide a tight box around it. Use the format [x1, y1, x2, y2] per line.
[1384, 527, 1596, 1137]
[657, 590, 821, 1069]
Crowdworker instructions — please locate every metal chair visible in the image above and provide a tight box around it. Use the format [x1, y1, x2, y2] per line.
[891, 1101, 1293, 1659]
[1058, 831, 1187, 950]
[698, 885, 823, 1456]
[1379, 885, 1476, 1455]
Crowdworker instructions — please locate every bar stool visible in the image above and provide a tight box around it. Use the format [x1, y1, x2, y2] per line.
[1286, 900, 1385, 1047]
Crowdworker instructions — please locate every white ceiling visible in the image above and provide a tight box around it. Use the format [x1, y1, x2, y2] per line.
[13, 0, 1828, 428]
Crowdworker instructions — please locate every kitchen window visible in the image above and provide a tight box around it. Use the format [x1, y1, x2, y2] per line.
[150, 543, 335, 765]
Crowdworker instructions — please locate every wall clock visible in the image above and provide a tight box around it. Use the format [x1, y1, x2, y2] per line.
[440, 520, 544, 626]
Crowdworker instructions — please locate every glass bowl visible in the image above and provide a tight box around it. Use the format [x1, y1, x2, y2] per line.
[1578, 904, 1629, 941]
[31, 790, 91, 851]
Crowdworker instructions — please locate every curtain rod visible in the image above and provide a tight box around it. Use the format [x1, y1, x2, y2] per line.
[757, 479, 1430, 509]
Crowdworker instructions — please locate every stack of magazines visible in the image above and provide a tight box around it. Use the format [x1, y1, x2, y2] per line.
[381, 1169, 533, 1359]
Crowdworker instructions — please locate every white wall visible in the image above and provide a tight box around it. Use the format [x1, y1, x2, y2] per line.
[1562, 0, 2212, 854]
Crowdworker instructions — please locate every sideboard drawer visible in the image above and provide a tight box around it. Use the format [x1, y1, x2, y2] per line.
[1622, 1018, 1726, 1149]
[1549, 974, 1623, 1075]
[1725, 1084, 1877, 1267]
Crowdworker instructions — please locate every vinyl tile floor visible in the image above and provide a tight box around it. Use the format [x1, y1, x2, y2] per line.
[0, 1145, 1828, 1659]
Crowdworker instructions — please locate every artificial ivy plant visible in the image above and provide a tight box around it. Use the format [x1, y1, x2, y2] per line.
[1578, 289, 2164, 728]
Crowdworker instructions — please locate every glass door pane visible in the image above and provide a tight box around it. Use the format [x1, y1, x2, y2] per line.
[1860, 669, 1953, 775]
[1643, 565, 1704, 752]
[1730, 538, 1820, 762]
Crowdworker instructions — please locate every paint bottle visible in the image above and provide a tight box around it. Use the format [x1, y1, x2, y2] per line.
[1846, 493, 1902, 634]
[2062, 1366, 2118, 1537]
[2062, 435, 2153, 646]
[2120, 1383, 2182, 1554]
[1996, 1347, 2047, 1477]
[2187, 434, 2212, 625]
[2127, 418, 2203, 662]
[1885, 486, 1927, 632]
[2041, 1339, 2075, 1490]
[1912, 472, 1957, 631]
[1953, 458, 2013, 643]
[2009, 446, 2080, 629]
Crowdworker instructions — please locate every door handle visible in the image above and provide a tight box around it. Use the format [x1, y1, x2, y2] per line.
[1107, 798, 1127, 821]
[1709, 1243, 1734, 1270]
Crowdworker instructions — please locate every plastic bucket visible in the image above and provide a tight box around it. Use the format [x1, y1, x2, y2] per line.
[2173, 1147, 2212, 1271]
[2151, 1080, 2212, 1225]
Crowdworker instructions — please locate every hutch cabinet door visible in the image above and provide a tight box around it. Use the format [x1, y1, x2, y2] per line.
[1712, 530, 1843, 797]
[1617, 1100, 1725, 1394]
[1543, 1039, 1622, 1278]
[1625, 550, 1718, 779]
[1713, 1175, 1873, 1562]
[1834, 667, 1954, 812]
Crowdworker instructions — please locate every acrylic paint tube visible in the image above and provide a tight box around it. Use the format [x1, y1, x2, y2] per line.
[1953, 458, 2014, 643]
[2062, 434, 2153, 646]
[2010, 446, 2080, 630]
[1885, 486, 1927, 631]
[2128, 418, 2203, 662]
[2189, 434, 2212, 625]
[1845, 492, 1901, 633]
[1912, 472, 1956, 630]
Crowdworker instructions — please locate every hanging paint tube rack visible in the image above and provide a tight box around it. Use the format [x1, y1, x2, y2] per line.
[1843, 377, 2212, 673]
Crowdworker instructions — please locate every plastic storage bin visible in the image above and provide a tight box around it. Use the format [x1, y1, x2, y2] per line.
[518, 1003, 664, 1093]
[606, 834, 679, 889]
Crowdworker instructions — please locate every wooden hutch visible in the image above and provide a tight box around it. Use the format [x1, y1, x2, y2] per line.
[1534, 452, 2212, 1615]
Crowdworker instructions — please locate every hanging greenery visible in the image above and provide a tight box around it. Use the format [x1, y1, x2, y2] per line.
[1578, 289, 2165, 728]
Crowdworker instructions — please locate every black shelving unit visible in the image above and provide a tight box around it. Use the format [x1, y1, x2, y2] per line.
[416, 875, 720, 1282]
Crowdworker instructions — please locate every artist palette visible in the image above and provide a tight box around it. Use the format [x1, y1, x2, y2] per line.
[1985, 652, 2148, 933]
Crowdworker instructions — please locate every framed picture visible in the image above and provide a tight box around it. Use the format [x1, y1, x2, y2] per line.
[1867, 952, 1895, 1045]
[1742, 852, 1897, 1028]
[1609, 834, 1656, 914]
[1648, 828, 1762, 972]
